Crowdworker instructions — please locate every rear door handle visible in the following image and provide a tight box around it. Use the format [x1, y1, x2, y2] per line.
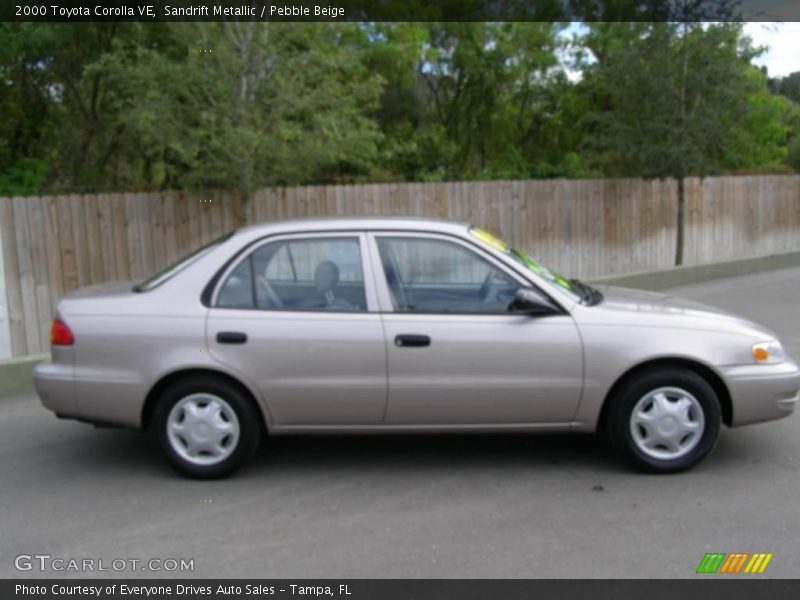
[394, 334, 431, 348]
[216, 331, 248, 344]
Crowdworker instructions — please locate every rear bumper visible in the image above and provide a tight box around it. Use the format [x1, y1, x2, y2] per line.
[33, 360, 77, 419]
[34, 360, 146, 428]
[722, 361, 800, 426]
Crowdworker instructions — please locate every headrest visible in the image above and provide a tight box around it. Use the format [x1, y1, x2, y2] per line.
[314, 260, 340, 294]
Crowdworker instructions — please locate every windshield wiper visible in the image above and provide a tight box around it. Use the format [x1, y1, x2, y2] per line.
[569, 278, 591, 302]
[569, 278, 603, 305]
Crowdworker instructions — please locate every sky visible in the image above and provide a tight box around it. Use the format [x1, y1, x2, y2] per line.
[744, 22, 800, 77]
[560, 22, 800, 81]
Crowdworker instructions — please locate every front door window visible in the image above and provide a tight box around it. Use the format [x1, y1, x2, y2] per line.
[376, 237, 521, 314]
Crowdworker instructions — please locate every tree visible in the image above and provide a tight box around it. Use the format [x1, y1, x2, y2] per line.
[768, 71, 800, 172]
[769, 71, 800, 105]
[580, 22, 769, 265]
[0, 23, 64, 194]
[0, 23, 184, 193]
[12, 22, 385, 206]
[1, 19, 796, 198]
[161, 22, 385, 200]
[364, 22, 579, 181]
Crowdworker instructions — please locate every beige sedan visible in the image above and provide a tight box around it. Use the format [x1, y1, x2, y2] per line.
[34, 218, 799, 477]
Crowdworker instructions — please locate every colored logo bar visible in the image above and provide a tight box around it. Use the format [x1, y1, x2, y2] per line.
[696, 552, 773, 574]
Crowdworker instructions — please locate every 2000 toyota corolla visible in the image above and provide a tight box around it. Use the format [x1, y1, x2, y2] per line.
[34, 218, 799, 478]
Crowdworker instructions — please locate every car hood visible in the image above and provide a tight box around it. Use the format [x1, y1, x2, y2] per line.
[590, 284, 776, 337]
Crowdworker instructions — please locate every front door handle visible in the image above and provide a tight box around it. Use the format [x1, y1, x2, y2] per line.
[394, 334, 431, 348]
[216, 331, 248, 344]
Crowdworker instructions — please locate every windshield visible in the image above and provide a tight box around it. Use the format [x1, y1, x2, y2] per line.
[133, 232, 234, 292]
[468, 226, 584, 303]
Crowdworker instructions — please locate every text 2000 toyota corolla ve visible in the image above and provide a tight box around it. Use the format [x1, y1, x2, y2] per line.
[34, 218, 799, 477]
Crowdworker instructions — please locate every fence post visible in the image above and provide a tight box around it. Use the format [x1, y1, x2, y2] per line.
[0, 222, 12, 360]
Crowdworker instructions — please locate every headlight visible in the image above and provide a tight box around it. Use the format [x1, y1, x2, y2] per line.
[752, 340, 786, 364]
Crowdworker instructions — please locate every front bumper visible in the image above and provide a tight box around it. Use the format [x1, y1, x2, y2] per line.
[722, 361, 800, 426]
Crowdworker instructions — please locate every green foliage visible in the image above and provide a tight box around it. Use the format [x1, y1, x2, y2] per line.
[363, 22, 586, 181]
[0, 20, 798, 196]
[579, 22, 768, 179]
[575, 21, 786, 265]
[768, 71, 800, 172]
[722, 68, 792, 172]
[782, 100, 800, 173]
[0, 24, 64, 191]
[769, 72, 800, 105]
[0, 158, 48, 196]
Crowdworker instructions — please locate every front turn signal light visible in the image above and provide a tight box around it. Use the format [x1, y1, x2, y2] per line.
[752, 341, 785, 364]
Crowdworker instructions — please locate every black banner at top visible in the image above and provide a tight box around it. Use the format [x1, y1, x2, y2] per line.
[2, 0, 800, 23]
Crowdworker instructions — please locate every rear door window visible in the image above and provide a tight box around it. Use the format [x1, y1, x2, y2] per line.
[216, 236, 367, 312]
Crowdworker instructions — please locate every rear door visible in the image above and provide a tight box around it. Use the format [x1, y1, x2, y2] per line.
[207, 232, 388, 427]
[368, 232, 584, 426]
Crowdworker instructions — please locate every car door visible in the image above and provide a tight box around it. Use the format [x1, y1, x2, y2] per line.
[368, 232, 584, 426]
[207, 232, 388, 427]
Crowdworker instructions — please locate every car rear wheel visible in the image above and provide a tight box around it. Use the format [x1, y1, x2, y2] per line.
[154, 376, 261, 478]
[606, 367, 721, 473]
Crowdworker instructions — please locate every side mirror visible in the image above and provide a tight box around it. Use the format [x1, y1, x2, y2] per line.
[508, 288, 559, 316]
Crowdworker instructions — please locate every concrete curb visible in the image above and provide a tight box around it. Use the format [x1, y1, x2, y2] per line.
[0, 353, 48, 398]
[590, 251, 800, 291]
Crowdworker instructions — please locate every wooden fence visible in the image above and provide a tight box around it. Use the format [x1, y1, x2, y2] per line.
[0, 191, 242, 357]
[1, 175, 799, 357]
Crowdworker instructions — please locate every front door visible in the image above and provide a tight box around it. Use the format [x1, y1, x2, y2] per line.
[369, 233, 583, 425]
[207, 232, 387, 427]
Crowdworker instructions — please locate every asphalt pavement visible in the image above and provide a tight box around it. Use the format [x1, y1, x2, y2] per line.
[2, 266, 799, 579]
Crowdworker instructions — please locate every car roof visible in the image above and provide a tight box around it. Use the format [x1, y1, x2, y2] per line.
[234, 215, 472, 239]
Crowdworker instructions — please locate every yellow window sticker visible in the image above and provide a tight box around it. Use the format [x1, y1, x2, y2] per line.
[518, 252, 543, 274]
[469, 227, 509, 253]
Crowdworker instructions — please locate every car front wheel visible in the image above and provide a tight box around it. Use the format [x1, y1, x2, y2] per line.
[607, 367, 721, 473]
[153, 376, 262, 478]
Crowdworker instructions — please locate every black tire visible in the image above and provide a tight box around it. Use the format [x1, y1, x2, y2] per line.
[606, 367, 721, 473]
[153, 375, 262, 479]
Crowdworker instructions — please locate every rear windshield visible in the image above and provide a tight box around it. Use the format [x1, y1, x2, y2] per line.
[133, 232, 234, 292]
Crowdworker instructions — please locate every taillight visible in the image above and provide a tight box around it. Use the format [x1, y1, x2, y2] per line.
[50, 318, 74, 346]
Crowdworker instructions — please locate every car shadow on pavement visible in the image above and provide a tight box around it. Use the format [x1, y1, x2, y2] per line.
[57, 422, 775, 481]
[62, 427, 622, 479]
[246, 432, 622, 478]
